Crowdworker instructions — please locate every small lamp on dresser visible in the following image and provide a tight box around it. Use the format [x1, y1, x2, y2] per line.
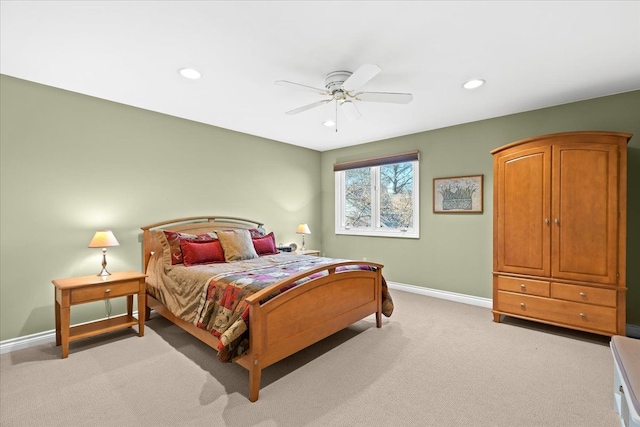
[88, 230, 119, 276]
[296, 223, 311, 251]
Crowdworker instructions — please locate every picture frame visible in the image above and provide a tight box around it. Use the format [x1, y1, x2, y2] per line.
[433, 174, 483, 213]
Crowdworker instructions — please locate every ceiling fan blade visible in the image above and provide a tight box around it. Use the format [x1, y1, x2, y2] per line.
[285, 99, 331, 115]
[275, 80, 329, 95]
[355, 91, 413, 104]
[341, 64, 382, 93]
[339, 100, 361, 121]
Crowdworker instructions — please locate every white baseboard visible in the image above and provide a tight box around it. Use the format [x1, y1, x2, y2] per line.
[386, 281, 493, 309]
[1, 288, 638, 354]
[0, 329, 56, 354]
[0, 311, 140, 355]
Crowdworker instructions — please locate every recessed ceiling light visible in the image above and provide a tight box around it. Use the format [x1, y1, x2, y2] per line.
[179, 68, 201, 80]
[323, 120, 336, 127]
[463, 79, 485, 90]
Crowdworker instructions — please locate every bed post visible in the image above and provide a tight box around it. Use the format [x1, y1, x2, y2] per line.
[247, 302, 263, 402]
[248, 362, 262, 402]
[141, 227, 153, 273]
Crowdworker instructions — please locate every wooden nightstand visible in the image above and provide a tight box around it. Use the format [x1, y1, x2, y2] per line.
[295, 249, 321, 256]
[52, 270, 146, 358]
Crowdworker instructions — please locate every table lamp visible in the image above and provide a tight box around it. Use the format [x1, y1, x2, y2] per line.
[296, 223, 311, 251]
[88, 230, 120, 276]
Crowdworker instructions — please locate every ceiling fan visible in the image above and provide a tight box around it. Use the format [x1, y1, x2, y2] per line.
[275, 64, 413, 124]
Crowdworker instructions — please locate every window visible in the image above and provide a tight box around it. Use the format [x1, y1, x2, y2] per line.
[334, 151, 419, 238]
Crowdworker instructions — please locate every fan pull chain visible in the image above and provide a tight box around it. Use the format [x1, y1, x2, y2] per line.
[335, 100, 338, 133]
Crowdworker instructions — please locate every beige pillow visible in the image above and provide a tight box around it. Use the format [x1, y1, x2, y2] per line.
[217, 229, 259, 262]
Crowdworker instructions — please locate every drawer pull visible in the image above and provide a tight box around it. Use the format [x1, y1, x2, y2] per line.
[579, 313, 586, 318]
[520, 303, 526, 308]
[520, 284, 526, 290]
[105, 289, 111, 293]
[579, 292, 586, 297]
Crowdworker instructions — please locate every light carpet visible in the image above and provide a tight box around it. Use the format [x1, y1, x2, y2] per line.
[0, 289, 619, 426]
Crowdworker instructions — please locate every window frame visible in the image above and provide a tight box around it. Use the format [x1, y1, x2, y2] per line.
[334, 156, 420, 239]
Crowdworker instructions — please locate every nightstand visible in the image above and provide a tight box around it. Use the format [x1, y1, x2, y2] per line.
[295, 249, 321, 256]
[52, 270, 146, 358]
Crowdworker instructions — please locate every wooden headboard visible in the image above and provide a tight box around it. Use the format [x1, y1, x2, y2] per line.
[140, 216, 264, 272]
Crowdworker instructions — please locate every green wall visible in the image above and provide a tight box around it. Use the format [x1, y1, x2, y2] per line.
[321, 91, 640, 326]
[0, 75, 322, 341]
[1, 74, 638, 343]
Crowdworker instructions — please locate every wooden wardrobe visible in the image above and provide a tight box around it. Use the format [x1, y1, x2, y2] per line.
[491, 131, 631, 336]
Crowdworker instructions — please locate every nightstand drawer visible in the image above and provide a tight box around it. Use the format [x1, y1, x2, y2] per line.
[550, 283, 617, 307]
[497, 276, 550, 297]
[70, 279, 139, 304]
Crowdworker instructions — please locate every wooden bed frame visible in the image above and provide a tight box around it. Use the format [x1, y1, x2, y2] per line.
[141, 216, 384, 402]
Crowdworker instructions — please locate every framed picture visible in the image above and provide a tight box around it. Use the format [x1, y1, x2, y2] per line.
[433, 174, 483, 213]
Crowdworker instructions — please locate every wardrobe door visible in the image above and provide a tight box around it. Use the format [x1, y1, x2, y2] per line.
[551, 143, 619, 284]
[496, 146, 551, 276]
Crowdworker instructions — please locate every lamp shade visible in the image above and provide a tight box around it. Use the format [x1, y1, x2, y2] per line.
[88, 230, 120, 248]
[296, 223, 311, 235]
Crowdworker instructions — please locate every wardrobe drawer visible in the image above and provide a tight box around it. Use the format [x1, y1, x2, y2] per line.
[550, 283, 617, 308]
[496, 291, 617, 334]
[497, 276, 550, 297]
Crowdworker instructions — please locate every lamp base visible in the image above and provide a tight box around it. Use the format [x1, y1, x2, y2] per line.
[97, 268, 111, 277]
[97, 249, 111, 276]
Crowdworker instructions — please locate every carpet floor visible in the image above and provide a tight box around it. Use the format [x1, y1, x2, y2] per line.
[0, 289, 619, 426]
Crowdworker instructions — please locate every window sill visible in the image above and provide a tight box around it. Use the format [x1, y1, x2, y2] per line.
[335, 229, 419, 239]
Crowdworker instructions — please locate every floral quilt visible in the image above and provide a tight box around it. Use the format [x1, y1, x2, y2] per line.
[191, 255, 394, 362]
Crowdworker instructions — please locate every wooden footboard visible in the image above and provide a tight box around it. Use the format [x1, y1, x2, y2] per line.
[141, 216, 385, 402]
[242, 261, 383, 401]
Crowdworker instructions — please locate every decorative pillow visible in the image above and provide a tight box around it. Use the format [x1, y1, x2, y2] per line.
[248, 227, 267, 238]
[160, 230, 217, 266]
[217, 229, 259, 262]
[180, 239, 225, 266]
[252, 232, 278, 256]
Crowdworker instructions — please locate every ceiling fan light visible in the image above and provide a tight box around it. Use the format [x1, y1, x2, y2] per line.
[179, 68, 201, 80]
[463, 79, 485, 89]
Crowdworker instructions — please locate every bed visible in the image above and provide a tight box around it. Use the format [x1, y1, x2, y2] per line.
[141, 216, 393, 401]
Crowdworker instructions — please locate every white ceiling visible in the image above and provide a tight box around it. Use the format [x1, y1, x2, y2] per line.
[2, 1, 639, 152]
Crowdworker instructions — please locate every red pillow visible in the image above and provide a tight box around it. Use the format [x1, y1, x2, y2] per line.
[163, 231, 217, 265]
[180, 239, 225, 266]
[252, 232, 278, 256]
